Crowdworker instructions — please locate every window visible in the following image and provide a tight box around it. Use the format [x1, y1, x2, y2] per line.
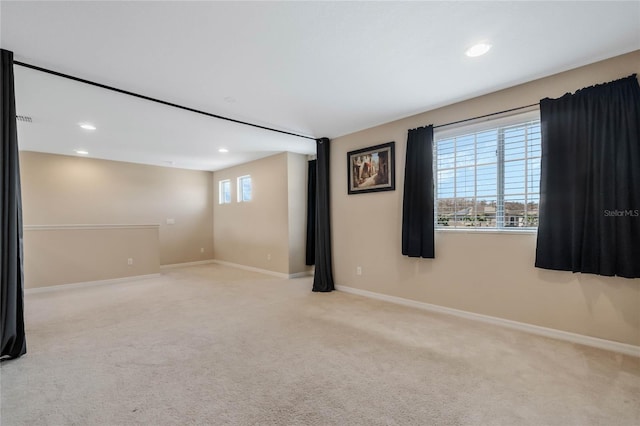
[237, 175, 252, 202]
[434, 112, 541, 229]
[219, 179, 231, 204]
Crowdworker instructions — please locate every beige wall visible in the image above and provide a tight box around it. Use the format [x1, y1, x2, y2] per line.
[20, 151, 214, 266]
[213, 152, 310, 275]
[287, 152, 311, 274]
[331, 51, 640, 346]
[23, 225, 159, 288]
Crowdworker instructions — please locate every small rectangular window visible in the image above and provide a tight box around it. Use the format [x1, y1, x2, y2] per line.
[434, 111, 541, 230]
[237, 175, 252, 202]
[219, 179, 231, 204]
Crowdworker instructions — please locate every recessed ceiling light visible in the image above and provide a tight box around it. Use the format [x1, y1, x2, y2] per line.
[218, 148, 229, 153]
[74, 149, 89, 155]
[79, 123, 96, 130]
[466, 43, 492, 57]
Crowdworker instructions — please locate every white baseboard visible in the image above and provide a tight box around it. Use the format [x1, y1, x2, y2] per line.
[335, 285, 640, 358]
[289, 270, 314, 279]
[212, 259, 288, 278]
[160, 260, 215, 269]
[25, 274, 161, 294]
[212, 259, 311, 279]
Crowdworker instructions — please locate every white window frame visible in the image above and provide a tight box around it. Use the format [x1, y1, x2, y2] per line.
[434, 110, 541, 232]
[218, 179, 231, 204]
[237, 175, 252, 202]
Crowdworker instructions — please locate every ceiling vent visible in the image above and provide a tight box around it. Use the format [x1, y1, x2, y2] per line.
[16, 115, 33, 123]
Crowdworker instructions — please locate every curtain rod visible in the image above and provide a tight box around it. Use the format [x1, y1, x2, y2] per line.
[13, 60, 317, 141]
[432, 102, 540, 130]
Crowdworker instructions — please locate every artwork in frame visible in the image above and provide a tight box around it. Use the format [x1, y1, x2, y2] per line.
[347, 141, 395, 194]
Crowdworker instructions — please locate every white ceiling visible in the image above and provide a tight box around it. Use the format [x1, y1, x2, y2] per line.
[1, 1, 638, 171]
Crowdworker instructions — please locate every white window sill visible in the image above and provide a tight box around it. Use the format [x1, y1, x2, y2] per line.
[436, 227, 538, 235]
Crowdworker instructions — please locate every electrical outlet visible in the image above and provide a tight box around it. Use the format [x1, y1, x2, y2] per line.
[166, 218, 175, 225]
[267, 253, 272, 261]
[356, 266, 362, 275]
[200, 248, 204, 253]
[127, 258, 133, 265]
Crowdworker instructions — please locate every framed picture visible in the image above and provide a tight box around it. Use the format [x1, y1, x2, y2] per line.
[347, 141, 395, 194]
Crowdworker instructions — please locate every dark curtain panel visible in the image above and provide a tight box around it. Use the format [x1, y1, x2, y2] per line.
[402, 125, 435, 258]
[535, 74, 640, 278]
[305, 160, 316, 266]
[312, 138, 334, 292]
[1, 49, 27, 360]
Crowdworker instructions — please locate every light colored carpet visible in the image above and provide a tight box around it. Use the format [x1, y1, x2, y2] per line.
[1, 264, 638, 425]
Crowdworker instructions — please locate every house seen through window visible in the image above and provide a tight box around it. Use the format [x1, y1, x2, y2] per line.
[434, 111, 541, 229]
